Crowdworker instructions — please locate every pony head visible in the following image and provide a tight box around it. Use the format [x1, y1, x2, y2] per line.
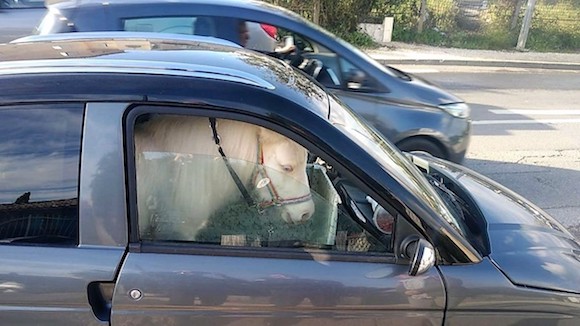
[254, 128, 315, 224]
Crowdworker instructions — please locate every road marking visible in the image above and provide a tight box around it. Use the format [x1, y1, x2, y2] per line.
[473, 118, 580, 125]
[489, 109, 580, 115]
[401, 68, 440, 73]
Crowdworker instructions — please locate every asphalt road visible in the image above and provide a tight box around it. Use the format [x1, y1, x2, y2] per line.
[396, 65, 580, 238]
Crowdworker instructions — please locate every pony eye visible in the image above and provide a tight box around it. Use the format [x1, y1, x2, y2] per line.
[281, 164, 294, 172]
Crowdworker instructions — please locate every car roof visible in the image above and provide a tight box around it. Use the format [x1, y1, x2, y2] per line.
[46, 0, 312, 30]
[0, 33, 330, 117]
[48, 0, 282, 10]
[47, 0, 295, 17]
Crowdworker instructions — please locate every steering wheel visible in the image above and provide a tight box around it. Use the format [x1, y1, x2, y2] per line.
[274, 35, 303, 67]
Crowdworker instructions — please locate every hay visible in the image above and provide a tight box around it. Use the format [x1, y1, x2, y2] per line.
[196, 165, 339, 247]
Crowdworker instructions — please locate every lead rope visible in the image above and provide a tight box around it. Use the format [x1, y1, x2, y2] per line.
[209, 118, 256, 208]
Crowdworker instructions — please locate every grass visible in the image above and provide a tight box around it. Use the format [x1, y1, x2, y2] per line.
[332, 29, 381, 49]
[372, 0, 580, 52]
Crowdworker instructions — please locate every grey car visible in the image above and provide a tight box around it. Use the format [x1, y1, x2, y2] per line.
[0, 33, 579, 325]
[28, 0, 471, 163]
[0, 0, 46, 43]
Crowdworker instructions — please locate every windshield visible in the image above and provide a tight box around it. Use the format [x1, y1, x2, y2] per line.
[327, 95, 464, 234]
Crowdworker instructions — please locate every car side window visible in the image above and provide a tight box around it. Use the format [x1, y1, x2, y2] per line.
[1, 0, 44, 8]
[338, 57, 379, 91]
[133, 113, 393, 254]
[0, 104, 83, 245]
[124, 17, 196, 35]
[242, 22, 378, 92]
[122, 16, 246, 46]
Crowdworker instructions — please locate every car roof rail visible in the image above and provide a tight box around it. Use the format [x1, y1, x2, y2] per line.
[0, 59, 276, 90]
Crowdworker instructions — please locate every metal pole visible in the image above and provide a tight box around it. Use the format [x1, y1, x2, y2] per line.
[516, 0, 537, 50]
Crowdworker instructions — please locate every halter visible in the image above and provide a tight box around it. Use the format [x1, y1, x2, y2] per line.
[252, 141, 313, 210]
[209, 118, 312, 211]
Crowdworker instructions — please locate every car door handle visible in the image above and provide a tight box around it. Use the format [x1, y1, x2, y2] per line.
[87, 281, 115, 322]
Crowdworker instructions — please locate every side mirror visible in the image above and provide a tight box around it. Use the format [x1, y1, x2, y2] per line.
[401, 236, 435, 276]
[346, 69, 366, 90]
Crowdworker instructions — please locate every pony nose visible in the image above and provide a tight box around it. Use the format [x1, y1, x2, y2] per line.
[283, 207, 313, 224]
[300, 210, 312, 222]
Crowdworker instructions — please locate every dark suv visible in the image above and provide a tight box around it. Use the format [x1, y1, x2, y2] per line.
[0, 33, 579, 325]
[29, 0, 472, 163]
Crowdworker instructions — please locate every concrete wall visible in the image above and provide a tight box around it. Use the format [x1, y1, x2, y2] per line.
[359, 17, 394, 44]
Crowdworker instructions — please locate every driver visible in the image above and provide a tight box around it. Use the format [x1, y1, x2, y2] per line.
[275, 34, 296, 54]
[238, 21, 250, 47]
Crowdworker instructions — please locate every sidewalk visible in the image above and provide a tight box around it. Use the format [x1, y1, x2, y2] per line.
[365, 42, 580, 70]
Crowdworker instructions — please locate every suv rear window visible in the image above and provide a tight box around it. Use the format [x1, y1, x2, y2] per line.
[0, 104, 83, 245]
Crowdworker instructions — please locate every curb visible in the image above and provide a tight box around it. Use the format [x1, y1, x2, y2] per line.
[372, 58, 580, 70]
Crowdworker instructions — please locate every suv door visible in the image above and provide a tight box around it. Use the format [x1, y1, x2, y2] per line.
[110, 104, 446, 325]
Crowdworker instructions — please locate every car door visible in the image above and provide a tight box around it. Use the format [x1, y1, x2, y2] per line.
[0, 103, 126, 325]
[109, 104, 446, 326]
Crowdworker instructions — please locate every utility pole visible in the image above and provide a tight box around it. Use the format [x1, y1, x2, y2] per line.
[312, 0, 321, 25]
[417, 0, 427, 33]
[516, 0, 537, 50]
[510, 0, 525, 31]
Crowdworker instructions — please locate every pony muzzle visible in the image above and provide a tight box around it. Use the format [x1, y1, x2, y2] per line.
[258, 192, 314, 224]
[282, 195, 314, 224]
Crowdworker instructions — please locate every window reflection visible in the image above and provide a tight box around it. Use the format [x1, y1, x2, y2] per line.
[0, 105, 83, 244]
[2, 0, 44, 8]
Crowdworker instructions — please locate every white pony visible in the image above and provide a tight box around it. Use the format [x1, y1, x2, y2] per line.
[134, 115, 315, 241]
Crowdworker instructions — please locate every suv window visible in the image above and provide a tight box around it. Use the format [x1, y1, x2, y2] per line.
[132, 113, 393, 254]
[0, 104, 83, 245]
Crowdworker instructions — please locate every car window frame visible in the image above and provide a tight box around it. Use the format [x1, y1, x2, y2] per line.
[124, 104, 411, 264]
